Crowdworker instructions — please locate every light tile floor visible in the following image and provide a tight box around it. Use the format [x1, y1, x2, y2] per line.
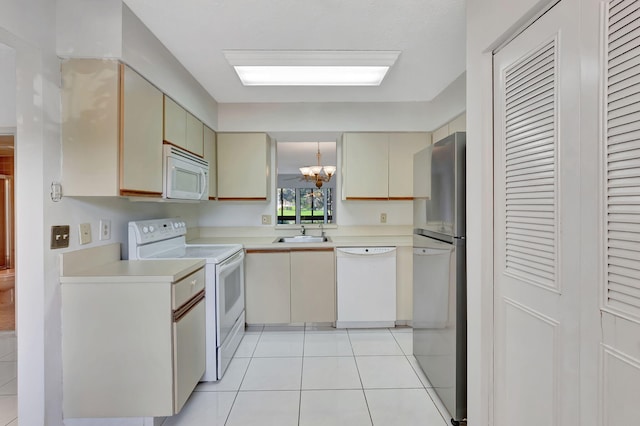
[0, 331, 16, 426]
[163, 326, 450, 426]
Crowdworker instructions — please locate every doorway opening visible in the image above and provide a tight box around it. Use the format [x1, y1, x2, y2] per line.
[0, 134, 14, 331]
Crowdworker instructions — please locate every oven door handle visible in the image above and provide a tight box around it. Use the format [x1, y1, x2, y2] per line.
[219, 250, 244, 275]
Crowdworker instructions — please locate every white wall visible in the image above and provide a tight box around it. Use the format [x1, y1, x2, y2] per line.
[218, 72, 466, 133]
[466, 1, 557, 425]
[202, 74, 466, 228]
[0, 1, 212, 424]
[0, 45, 16, 128]
[57, 0, 219, 130]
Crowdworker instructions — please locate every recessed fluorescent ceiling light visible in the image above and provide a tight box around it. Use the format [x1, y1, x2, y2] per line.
[223, 50, 401, 86]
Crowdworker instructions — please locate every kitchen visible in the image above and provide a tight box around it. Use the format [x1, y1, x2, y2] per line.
[3, 0, 635, 426]
[1, 1, 467, 425]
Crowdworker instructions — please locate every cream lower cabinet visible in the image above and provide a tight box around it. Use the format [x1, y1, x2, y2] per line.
[290, 249, 336, 323]
[245, 250, 291, 324]
[61, 266, 205, 418]
[61, 59, 163, 197]
[245, 248, 335, 324]
[395, 246, 413, 322]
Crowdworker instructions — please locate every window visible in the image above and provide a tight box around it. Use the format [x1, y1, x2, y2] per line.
[277, 187, 334, 224]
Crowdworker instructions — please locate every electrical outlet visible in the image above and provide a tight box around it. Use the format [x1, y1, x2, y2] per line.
[79, 223, 92, 245]
[380, 213, 387, 224]
[261, 215, 272, 225]
[99, 219, 111, 241]
[50, 225, 70, 249]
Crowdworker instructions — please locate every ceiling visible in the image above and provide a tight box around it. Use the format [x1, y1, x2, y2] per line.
[122, 0, 467, 104]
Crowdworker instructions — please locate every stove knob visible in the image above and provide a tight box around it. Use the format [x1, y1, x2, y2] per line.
[142, 226, 149, 233]
[149, 225, 155, 232]
[181, 222, 186, 228]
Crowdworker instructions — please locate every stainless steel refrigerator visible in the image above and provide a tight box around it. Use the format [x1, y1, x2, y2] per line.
[413, 132, 466, 425]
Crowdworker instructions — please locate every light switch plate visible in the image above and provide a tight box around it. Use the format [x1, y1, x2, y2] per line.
[261, 215, 272, 225]
[79, 223, 92, 245]
[51, 225, 70, 249]
[380, 213, 387, 223]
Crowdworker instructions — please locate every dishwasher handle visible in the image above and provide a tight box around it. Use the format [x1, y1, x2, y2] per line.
[336, 247, 396, 257]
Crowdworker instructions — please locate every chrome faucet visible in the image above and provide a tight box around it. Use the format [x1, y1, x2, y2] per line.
[319, 223, 325, 238]
[300, 225, 306, 235]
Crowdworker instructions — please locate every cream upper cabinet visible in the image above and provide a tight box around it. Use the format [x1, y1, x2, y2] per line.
[342, 132, 428, 200]
[163, 96, 187, 150]
[121, 66, 164, 196]
[61, 59, 163, 197]
[342, 133, 389, 200]
[244, 250, 291, 324]
[290, 249, 336, 323]
[448, 113, 466, 135]
[388, 133, 430, 199]
[185, 111, 204, 156]
[217, 133, 270, 200]
[202, 126, 217, 200]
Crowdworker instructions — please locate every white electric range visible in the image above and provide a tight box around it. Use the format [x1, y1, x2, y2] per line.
[128, 218, 245, 381]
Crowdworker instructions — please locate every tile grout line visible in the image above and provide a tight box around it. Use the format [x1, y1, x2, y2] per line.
[297, 325, 306, 426]
[223, 328, 263, 426]
[346, 328, 374, 426]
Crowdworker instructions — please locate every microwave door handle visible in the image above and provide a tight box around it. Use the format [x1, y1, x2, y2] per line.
[199, 169, 207, 200]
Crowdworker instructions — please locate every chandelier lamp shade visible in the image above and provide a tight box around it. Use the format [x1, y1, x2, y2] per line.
[300, 143, 336, 188]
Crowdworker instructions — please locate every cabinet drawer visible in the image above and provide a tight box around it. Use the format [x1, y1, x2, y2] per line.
[173, 268, 205, 309]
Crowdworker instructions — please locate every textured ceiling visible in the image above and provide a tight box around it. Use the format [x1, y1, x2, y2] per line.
[123, 0, 466, 104]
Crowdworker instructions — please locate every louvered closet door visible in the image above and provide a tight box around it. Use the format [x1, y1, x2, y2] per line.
[493, 1, 582, 425]
[602, 1, 640, 424]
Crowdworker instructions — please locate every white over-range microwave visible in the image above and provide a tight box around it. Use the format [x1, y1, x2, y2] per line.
[163, 145, 209, 200]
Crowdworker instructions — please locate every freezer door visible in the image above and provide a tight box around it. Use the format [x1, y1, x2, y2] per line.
[420, 132, 466, 238]
[412, 234, 466, 422]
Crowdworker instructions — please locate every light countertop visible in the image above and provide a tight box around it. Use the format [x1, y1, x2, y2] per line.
[188, 235, 412, 249]
[60, 258, 205, 283]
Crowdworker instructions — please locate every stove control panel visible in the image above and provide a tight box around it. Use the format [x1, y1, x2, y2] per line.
[128, 218, 187, 246]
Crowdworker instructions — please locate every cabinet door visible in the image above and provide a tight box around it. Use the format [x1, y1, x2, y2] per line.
[217, 133, 270, 200]
[61, 59, 120, 196]
[186, 112, 204, 156]
[203, 126, 217, 199]
[342, 133, 389, 200]
[120, 65, 163, 196]
[173, 299, 205, 413]
[245, 250, 291, 324]
[448, 114, 466, 134]
[290, 249, 336, 323]
[432, 124, 449, 144]
[163, 96, 187, 149]
[388, 133, 429, 199]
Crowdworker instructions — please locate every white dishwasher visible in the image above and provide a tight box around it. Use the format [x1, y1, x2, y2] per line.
[336, 247, 397, 328]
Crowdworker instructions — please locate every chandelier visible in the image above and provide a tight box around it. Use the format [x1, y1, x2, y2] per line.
[299, 143, 336, 188]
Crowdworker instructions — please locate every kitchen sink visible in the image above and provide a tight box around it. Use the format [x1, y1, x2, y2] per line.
[274, 235, 331, 243]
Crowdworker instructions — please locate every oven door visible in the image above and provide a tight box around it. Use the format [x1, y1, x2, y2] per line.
[164, 155, 208, 200]
[216, 250, 245, 345]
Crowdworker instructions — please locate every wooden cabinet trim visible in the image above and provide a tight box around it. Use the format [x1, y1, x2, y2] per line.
[245, 249, 291, 254]
[346, 197, 390, 201]
[217, 197, 267, 201]
[289, 247, 334, 253]
[120, 189, 163, 197]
